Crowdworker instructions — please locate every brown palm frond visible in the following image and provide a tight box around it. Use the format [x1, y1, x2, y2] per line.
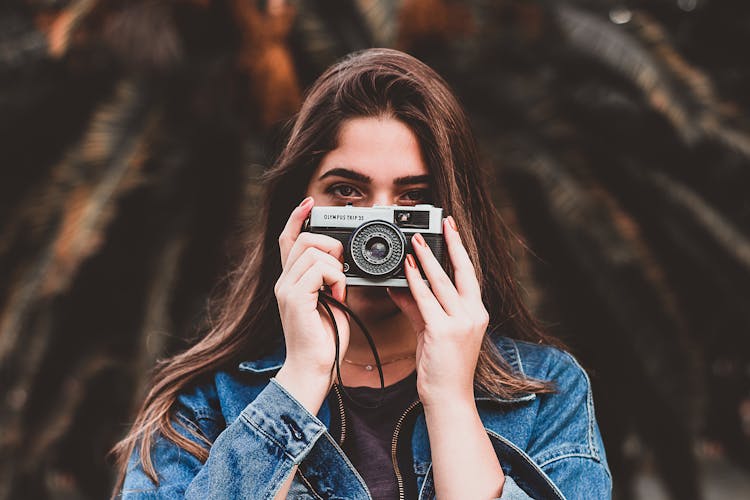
[396, 0, 475, 50]
[621, 162, 750, 303]
[0, 80, 157, 461]
[501, 141, 702, 400]
[0, 10, 49, 70]
[33, 0, 99, 58]
[356, 0, 399, 47]
[231, 0, 301, 128]
[289, 0, 389, 78]
[23, 354, 117, 469]
[1, 79, 154, 349]
[555, 3, 750, 159]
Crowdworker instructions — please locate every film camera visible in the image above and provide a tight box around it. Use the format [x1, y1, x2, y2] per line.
[305, 204, 446, 287]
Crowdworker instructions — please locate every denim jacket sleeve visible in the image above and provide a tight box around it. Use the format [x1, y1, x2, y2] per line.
[120, 378, 328, 499]
[522, 346, 612, 499]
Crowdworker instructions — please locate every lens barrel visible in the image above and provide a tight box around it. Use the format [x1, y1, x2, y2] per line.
[348, 220, 406, 278]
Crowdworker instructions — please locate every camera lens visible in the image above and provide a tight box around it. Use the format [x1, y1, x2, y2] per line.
[364, 237, 389, 264]
[349, 221, 406, 278]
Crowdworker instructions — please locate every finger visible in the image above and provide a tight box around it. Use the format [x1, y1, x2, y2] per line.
[283, 247, 343, 284]
[403, 252, 446, 321]
[281, 246, 346, 303]
[387, 287, 425, 332]
[284, 232, 344, 270]
[296, 262, 347, 302]
[279, 196, 314, 266]
[410, 232, 462, 315]
[443, 216, 482, 300]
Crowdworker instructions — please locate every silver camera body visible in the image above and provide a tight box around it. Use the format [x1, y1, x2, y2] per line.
[306, 204, 446, 287]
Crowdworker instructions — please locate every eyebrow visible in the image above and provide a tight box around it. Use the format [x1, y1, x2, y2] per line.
[318, 167, 430, 186]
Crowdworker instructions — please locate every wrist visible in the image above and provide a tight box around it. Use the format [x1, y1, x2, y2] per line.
[274, 363, 332, 415]
[419, 385, 475, 410]
[420, 394, 479, 421]
[422, 393, 504, 499]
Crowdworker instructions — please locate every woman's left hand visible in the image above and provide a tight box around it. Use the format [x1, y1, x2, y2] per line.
[388, 216, 489, 408]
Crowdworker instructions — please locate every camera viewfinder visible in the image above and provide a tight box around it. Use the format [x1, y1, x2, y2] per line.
[394, 210, 429, 229]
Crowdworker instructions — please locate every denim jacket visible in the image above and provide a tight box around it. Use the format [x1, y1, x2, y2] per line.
[120, 336, 612, 499]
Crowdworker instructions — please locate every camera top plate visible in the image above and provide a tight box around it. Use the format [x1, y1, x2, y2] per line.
[307, 204, 443, 233]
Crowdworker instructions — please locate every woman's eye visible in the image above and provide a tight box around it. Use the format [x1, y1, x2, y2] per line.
[401, 189, 431, 204]
[327, 184, 362, 198]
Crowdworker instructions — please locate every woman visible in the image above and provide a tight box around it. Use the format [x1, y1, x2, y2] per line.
[112, 48, 611, 499]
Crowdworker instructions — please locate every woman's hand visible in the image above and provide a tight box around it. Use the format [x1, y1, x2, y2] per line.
[389, 216, 504, 499]
[388, 216, 489, 407]
[273, 197, 349, 411]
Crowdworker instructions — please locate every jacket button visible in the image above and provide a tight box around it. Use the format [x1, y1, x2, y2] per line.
[281, 415, 304, 441]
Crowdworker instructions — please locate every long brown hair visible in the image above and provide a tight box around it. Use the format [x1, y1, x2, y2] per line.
[110, 47, 560, 493]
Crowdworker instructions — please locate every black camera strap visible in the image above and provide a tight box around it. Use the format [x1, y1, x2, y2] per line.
[318, 291, 388, 409]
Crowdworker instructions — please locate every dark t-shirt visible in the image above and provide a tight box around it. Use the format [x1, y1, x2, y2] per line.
[339, 370, 419, 500]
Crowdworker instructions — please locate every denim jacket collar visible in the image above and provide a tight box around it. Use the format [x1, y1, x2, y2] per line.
[237, 353, 284, 374]
[121, 336, 610, 499]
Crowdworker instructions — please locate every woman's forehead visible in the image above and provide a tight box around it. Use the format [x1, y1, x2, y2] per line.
[314, 116, 430, 182]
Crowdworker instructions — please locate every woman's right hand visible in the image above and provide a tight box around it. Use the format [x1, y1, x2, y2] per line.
[273, 196, 349, 412]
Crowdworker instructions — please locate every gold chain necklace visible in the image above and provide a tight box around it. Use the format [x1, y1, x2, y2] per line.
[343, 353, 415, 371]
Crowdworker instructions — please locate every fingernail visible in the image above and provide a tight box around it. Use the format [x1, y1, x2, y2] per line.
[447, 215, 458, 231]
[413, 233, 426, 248]
[299, 196, 313, 209]
[405, 254, 416, 269]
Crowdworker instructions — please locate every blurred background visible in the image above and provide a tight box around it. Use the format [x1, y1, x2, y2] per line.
[1, 0, 749, 498]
